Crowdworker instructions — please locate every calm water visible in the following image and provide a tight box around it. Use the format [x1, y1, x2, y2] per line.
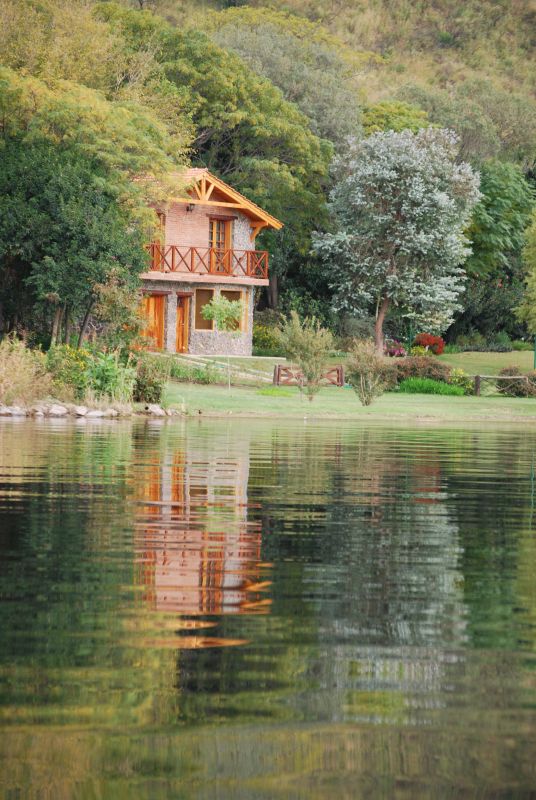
[1, 418, 536, 798]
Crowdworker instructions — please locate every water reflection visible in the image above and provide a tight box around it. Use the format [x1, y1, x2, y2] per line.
[1, 419, 536, 798]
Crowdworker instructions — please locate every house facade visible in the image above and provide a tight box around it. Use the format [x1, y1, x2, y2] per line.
[141, 168, 283, 355]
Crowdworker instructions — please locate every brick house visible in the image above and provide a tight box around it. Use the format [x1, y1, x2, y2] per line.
[141, 168, 283, 355]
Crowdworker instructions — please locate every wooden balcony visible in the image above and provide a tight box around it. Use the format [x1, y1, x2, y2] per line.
[147, 244, 269, 280]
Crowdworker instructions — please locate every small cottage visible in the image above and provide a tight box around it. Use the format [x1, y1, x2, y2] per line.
[141, 168, 283, 355]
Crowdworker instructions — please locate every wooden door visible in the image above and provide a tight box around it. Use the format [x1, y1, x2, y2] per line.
[142, 294, 165, 350]
[209, 218, 231, 272]
[176, 296, 190, 353]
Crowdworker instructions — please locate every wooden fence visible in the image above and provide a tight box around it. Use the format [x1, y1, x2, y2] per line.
[273, 365, 345, 387]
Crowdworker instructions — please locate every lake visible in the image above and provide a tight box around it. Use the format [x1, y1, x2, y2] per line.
[1, 418, 535, 798]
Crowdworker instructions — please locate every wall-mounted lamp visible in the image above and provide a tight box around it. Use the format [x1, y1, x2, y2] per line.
[186, 203, 195, 213]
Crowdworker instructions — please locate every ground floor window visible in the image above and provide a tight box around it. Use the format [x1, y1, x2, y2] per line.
[221, 289, 245, 331]
[195, 288, 214, 330]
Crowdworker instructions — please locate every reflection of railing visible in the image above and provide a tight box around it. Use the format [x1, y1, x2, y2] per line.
[273, 365, 345, 387]
[147, 244, 269, 279]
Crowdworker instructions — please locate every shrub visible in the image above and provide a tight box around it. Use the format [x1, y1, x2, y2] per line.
[398, 377, 464, 395]
[443, 343, 462, 354]
[277, 311, 334, 402]
[0, 337, 53, 405]
[384, 338, 406, 357]
[512, 340, 534, 351]
[413, 333, 445, 355]
[86, 351, 136, 403]
[497, 367, 536, 397]
[346, 340, 387, 406]
[395, 356, 451, 385]
[449, 368, 474, 395]
[168, 359, 219, 385]
[191, 363, 219, 384]
[252, 323, 284, 356]
[409, 345, 428, 357]
[133, 354, 169, 404]
[46, 344, 91, 400]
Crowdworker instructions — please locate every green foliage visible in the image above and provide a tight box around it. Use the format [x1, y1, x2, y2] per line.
[201, 294, 242, 332]
[168, 359, 219, 385]
[345, 340, 386, 406]
[497, 367, 536, 397]
[0, 137, 148, 342]
[92, 269, 145, 352]
[85, 351, 137, 402]
[362, 101, 430, 135]
[517, 212, 536, 334]
[398, 377, 464, 395]
[133, 353, 169, 403]
[210, 9, 362, 146]
[512, 340, 534, 352]
[0, 337, 53, 405]
[395, 357, 452, 384]
[277, 310, 334, 401]
[252, 323, 284, 356]
[46, 345, 91, 400]
[256, 386, 293, 397]
[448, 368, 474, 395]
[409, 345, 428, 357]
[465, 161, 534, 278]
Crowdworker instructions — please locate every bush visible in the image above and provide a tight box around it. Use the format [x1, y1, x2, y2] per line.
[449, 368, 474, 395]
[346, 340, 387, 406]
[454, 330, 513, 352]
[46, 344, 91, 400]
[277, 311, 334, 402]
[398, 377, 464, 395]
[0, 337, 53, 405]
[395, 356, 452, 385]
[168, 359, 219, 385]
[85, 351, 136, 403]
[252, 323, 284, 357]
[413, 333, 445, 355]
[409, 345, 428, 357]
[133, 354, 169, 404]
[497, 367, 536, 397]
[384, 338, 406, 357]
[512, 340, 534, 351]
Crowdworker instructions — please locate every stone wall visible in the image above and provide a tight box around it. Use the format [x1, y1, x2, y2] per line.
[142, 278, 254, 356]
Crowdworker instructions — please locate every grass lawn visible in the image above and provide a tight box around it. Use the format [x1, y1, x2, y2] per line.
[164, 381, 536, 423]
[439, 350, 535, 375]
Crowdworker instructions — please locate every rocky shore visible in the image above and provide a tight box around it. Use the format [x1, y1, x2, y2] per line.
[0, 402, 181, 419]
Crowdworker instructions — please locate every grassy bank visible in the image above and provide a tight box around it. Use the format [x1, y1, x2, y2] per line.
[164, 382, 536, 423]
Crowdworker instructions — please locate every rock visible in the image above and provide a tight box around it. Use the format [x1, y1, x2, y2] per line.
[86, 409, 105, 418]
[7, 406, 27, 416]
[34, 410, 45, 417]
[103, 408, 118, 418]
[145, 404, 166, 417]
[30, 405, 46, 415]
[48, 404, 68, 417]
[73, 406, 88, 416]
[0, 406, 10, 416]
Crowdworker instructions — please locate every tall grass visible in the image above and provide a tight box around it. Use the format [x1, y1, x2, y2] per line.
[0, 337, 53, 405]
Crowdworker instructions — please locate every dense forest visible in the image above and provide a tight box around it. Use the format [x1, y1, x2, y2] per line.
[1, 0, 535, 346]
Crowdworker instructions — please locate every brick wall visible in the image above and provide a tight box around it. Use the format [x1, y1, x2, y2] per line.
[164, 203, 254, 251]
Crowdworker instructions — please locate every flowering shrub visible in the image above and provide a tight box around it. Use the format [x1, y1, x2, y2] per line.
[384, 338, 406, 357]
[252, 323, 284, 356]
[395, 356, 451, 384]
[409, 345, 428, 357]
[413, 333, 445, 355]
[448, 368, 474, 395]
[46, 344, 91, 400]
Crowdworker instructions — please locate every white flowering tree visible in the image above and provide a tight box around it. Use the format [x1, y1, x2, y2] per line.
[313, 129, 481, 352]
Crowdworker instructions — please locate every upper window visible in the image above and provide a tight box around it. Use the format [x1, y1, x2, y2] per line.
[195, 288, 214, 330]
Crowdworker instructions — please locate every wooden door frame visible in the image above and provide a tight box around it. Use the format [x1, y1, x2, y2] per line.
[176, 291, 192, 353]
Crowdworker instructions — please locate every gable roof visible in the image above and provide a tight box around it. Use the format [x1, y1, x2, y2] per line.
[172, 168, 283, 232]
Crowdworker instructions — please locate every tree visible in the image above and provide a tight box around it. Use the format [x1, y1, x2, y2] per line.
[0, 137, 147, 343]
[313, 129, 480, 352]
[516, 212, 536, 333]
[362, 101, 430, 136]
[276, 310, 334, 401]
[201, 294, 243, 389]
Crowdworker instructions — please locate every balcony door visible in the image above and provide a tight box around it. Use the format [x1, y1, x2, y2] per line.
[209, 217, 232, 273]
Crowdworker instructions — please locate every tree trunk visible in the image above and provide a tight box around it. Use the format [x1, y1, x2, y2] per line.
[50, 307, 63, 347]
[375, 296, 390, 354]
[267, 272, 279, 309]
[63, 309, 72, 345]
[77, 303, 93, 348]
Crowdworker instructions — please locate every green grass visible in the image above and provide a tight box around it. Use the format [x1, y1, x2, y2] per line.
[164, 382, 536, 423]
[398, 377, 464, 396]
[439, 350, 535, 375]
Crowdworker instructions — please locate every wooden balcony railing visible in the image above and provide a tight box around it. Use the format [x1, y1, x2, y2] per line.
[146, 244, 269, 280]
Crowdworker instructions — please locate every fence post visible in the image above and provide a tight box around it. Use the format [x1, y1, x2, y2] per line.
[474, 375, 481, 396]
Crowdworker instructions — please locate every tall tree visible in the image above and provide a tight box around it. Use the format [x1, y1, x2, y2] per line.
[313, 129, 480, 351]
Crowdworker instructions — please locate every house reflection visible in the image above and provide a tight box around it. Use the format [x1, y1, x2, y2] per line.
[134, 429, 270, 619]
